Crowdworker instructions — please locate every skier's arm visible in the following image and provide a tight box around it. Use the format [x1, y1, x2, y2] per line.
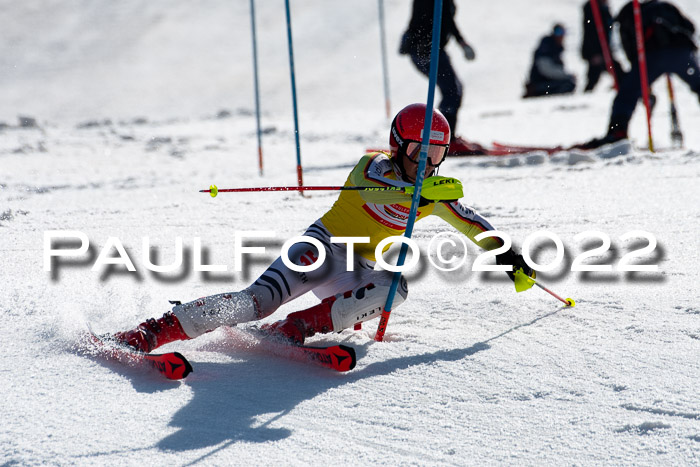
[496, 248, 535, 282]
[432, 201, 535, 281]
[449, 18, 468, 48]
[431, 201, 504, 251]
[350, 153, 415, 204]
[654, 6, 696, 40]
[445, 5, 475, 60]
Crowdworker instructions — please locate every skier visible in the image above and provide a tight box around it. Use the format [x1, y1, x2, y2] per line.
[581, 0, 623, 92]
[579, 0, 700, 149]
[523, 24, 577, 98]
[114, 104, 535, 353]
[399, 0, 483, 156]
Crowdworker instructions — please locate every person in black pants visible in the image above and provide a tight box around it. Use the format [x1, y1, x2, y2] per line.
[579, 0, 700, 149]
[399, 0, 480, 155]
[581, 0, 623, 91]
[523, 24, 577, 98]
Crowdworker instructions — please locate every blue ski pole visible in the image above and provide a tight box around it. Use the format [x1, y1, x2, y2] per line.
[375, 0, 443, 341]
[285, 0, 304, 191]
[250, 0, 264, 175]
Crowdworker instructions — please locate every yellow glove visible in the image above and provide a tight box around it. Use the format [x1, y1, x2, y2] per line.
[404, 176, 464, 201]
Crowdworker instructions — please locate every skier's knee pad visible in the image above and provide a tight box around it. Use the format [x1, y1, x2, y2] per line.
[171, 291, 258, 338]
[329, 277, 408, 331]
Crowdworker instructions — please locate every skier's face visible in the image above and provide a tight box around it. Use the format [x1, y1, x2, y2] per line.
[402, 142, 447, 183]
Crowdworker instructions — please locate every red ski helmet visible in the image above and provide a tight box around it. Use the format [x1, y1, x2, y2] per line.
[390, 103, 451, 182]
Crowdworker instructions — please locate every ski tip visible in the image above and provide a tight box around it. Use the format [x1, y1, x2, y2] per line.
[83, 323, 193, 380]
[148, 351, 193, 380]
[172, 352, 194, 379]
[337, 344, 357, 371]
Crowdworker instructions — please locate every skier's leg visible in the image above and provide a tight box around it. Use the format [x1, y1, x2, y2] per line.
[409, 52, 430, 78]
[262, 270, 409, 345]
[409, 50, 463, 131]
[171, 222, 346, 339]
[116, 258, 310, 352]
[548, 78, 576, 95]
[607, 63, 642, 136]
[612, 60, 625, 85]
[528, 80, 553, 97]
[113, 311, 191, 353]
[584, 61, 603, 92]
[328, 272, 409, 332]
[608, 53, 668, 136]
[116, 221, 341, 351]
[435, 50, 462, 132]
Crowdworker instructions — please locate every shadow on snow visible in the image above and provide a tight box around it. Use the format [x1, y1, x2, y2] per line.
[153, 308, 563, 461]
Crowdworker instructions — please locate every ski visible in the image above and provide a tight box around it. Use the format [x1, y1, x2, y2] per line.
[84, 328, 193, 380]
[490, 142, 563, 155]
[281, 342, 356, 372]
[224, 327, 356, 372]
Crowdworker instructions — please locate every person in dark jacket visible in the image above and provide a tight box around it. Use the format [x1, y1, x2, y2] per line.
[400, 0, 480, 155]
[579, 0, 700, 149]
[581, 0, 623, 91]
[523, 24, 577, 98]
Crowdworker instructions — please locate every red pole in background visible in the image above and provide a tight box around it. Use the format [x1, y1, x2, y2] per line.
[632, 0, 654, 152]
[201, 184, 410, 195]
[589, 0, 619, 90]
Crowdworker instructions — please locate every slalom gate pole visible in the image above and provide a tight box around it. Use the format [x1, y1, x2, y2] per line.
[378, 0, 392, 119]
[589, 0, 619, 90]
[202, 184, 410, 195]
[375, 0, 443, 342]
[249, 0, 264, 175]
[284, 0, 304, 191]
[202, 178, 463, 197]
[666, 74, 683, 148]
[632, 0, 654, 152]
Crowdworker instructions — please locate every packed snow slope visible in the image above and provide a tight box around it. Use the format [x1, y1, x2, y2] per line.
[1, 0, 699, 465]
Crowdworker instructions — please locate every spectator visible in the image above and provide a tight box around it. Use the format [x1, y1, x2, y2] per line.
[579, 0, 699, 149]
[399, 0, 481, 156]
[523, 24, 577, 98]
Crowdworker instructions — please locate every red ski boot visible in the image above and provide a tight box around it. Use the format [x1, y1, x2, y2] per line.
[114, 312, 190, 353]
[261, 298, 335, 345]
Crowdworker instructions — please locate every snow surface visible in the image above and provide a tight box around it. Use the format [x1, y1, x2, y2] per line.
[1, 0, 699, 465]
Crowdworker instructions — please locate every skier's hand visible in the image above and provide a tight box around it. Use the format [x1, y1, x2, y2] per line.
[496, 248, 536, 282]
[404, 176, 464, 202]
[462, 43, 476, 61]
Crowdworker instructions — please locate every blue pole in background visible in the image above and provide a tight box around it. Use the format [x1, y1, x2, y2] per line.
[378, 0, 391, 119]
[375, 0, 443, 342]
[284, 0, 304, 190]
[250, 0, 264, 176]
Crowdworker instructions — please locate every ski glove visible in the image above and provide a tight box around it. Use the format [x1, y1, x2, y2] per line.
[496, 248, 536, 282]
[462, 43, 476, 61]
[404, 176, 464, 202]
